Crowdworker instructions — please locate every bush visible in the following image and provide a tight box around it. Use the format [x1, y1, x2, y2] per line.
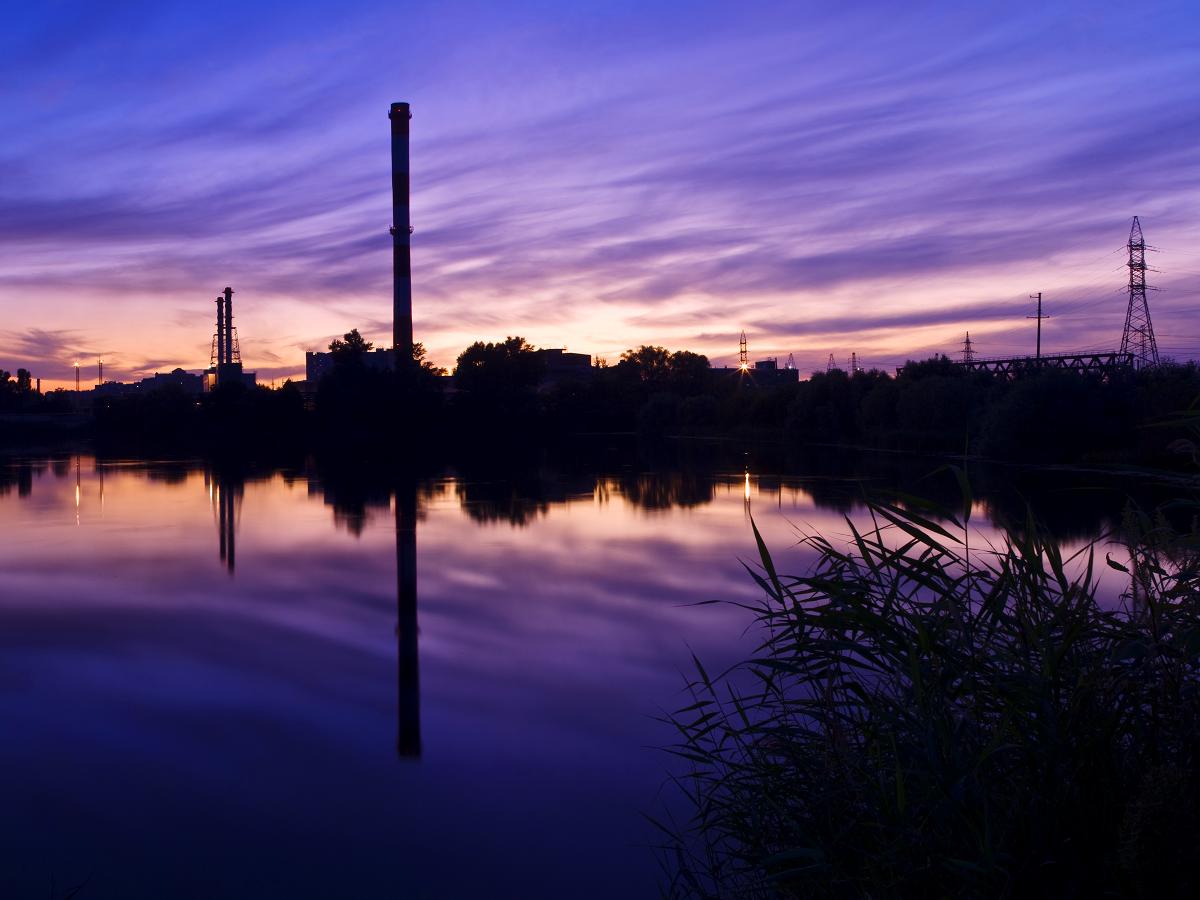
[661, 490, 1200, 899]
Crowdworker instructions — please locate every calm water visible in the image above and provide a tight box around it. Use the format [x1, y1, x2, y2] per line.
[0, 454, 1147, 897]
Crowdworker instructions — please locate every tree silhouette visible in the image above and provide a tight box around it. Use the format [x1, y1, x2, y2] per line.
[329, 329, 374, 364]
[618, 345, 673, 382]
[454, 336, 542, 393]
[616, 346, 710, 392]
[411, 342, 446, 376]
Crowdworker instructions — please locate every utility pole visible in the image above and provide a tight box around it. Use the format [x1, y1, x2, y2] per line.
[97, 357, 103, 386]
[1027, 292, 1048, 361]
[74, 362, 80, 394]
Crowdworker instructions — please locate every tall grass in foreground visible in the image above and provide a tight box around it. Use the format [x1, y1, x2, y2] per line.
[659, 491, 1200, 899]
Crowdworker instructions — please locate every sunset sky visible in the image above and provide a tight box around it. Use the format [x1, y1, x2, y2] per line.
[3, 0, 1199, 388]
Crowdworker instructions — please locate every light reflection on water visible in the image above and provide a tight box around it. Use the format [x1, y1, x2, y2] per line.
[0, 455, 1145, 898]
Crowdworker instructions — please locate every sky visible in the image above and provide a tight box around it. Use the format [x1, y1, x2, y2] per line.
[2, 0, 1200, 388]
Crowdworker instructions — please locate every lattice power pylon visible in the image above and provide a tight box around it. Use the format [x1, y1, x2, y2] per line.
[738, 331, 748, 367]
[1120, 216, 1159, 368]
[961, 332, 975, 364]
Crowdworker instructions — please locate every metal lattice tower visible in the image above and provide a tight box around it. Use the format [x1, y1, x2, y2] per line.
[210, 324, 241, 365]
[211, 327, 242, 365]
[210, 289, 243, 368]
[850, 352, 858, 373]
[826, 353, 836, 372]
[785, 352, 796, 370]
[961, 332, 975, 364]
[1120, 216, 1159, 368]
[738, 331, 748, 366]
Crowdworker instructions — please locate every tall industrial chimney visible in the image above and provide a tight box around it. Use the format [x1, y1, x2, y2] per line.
[216, 296, 226, 366]
[389, 102, 413, 361]
[223, 287, 234, 368]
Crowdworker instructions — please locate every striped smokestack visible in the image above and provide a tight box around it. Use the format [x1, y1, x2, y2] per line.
[215, 295, 226, 366]
[223, 286, 234, 367]
[389, 102, 413, 360]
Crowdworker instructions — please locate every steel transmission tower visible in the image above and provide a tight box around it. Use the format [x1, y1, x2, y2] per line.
[1120, 216, 1159, 367]
[961, 332, 975, 364]
[738, 331, 749, 368]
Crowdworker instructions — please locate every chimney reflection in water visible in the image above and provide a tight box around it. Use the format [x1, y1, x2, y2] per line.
[396, 479, 421, 759]
[206, 471, 240, 575]
[197, 469, 421, 756]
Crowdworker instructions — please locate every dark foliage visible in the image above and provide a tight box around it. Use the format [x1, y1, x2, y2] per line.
[660, 487, 1200, 899]
[9, 326, 1200, 465]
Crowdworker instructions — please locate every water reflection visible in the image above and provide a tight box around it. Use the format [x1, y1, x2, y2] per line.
[396, 478, 421, 759]
[207, 469, 242, 574]
[194, 461, 425, 758]
[2, 450, 1187, 547]
[0, 450, 1187, 898]
[0, 459, 40, 497]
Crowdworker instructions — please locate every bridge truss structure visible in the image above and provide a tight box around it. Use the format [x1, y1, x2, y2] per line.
[955, 351, 1134, 379]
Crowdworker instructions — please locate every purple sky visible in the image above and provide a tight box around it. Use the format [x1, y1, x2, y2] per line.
[3, 1, 1199, 386]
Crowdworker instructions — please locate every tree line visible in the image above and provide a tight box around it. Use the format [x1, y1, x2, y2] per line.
[309, 331, 1200, 464]
[9, 329, 1200, 464]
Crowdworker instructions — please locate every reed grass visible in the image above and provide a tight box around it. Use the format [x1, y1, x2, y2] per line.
[658, 480, 1200, 898]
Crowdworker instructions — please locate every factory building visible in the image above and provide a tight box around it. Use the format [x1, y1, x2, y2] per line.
[204, 286, 257, 391]
[532, 349, 592, 386]
[305, 347, 399, 384]
[94, 368, 203, 398]
[712, 358, 800, 385]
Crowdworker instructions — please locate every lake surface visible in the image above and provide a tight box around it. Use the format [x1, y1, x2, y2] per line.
[0, 452, 1154, 897]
